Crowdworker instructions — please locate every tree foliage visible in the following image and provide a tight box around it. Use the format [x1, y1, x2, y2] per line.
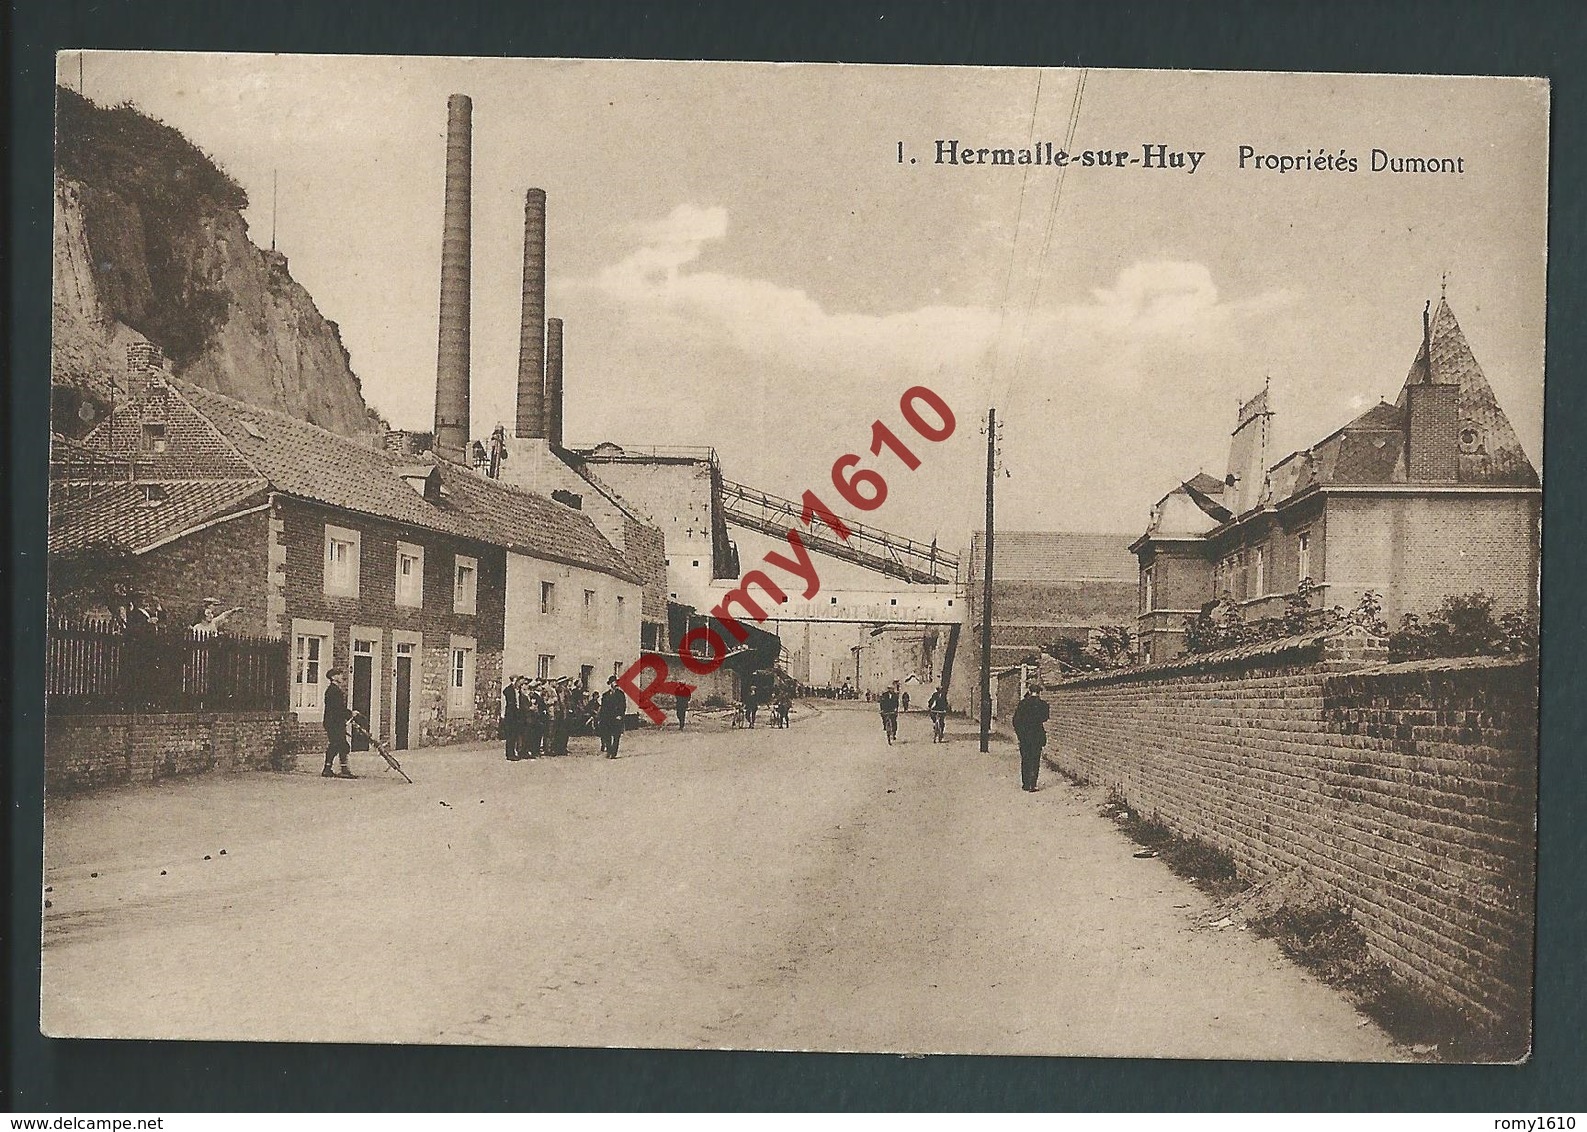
[1388, 592, 1538, 661]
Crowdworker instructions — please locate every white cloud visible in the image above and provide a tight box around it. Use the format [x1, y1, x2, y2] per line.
[567, 204, 1307, 540]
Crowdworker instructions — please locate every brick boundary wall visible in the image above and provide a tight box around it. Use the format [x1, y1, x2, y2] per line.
[1043, 630, 1537, 1037]
[46, 711, 294, 793]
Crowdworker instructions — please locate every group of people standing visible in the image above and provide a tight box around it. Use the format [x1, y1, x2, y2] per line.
[500, 676, 630, 761]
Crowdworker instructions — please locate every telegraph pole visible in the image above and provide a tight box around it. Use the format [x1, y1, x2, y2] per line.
[979, 407, 996, 752]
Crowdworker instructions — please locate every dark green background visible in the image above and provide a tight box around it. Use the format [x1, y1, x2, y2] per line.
[8, 0, 1585, 1111]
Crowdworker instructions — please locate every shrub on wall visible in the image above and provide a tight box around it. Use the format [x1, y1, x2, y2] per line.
[1183, 584, 1388, 655]
[1389, 591, 1538, 661]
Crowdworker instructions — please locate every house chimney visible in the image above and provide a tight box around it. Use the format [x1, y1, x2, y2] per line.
[546, 316, 565, 448]
[1407, 379, 1459, 482]
[515, 188, 548, 438]
[432, 94, 472, 464]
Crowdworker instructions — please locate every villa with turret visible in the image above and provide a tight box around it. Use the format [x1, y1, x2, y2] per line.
[1132, 297, 1541, 663]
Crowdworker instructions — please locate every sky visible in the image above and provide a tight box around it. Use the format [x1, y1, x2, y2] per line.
[63, 54, 1549, 554]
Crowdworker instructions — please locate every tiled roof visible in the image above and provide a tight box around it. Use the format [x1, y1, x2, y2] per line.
[434, 462, 640, 584]
[48, 478, 269, 555]
[176, 382, 637, 579]
[177, 382, 468, 533]
[79, 384, 258, 480]
[64, 381, 639, 582]
[1184, 472, 1227, 496]
[967, 531, 1138, 583]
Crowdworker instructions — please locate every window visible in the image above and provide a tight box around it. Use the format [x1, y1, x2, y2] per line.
[692, 560, 700, 568]
[454, 555, 478, 615]
[1143, 566, 1155, 613]
[583, 589, 597, 624]
[537, 654, 554, 680]
[579, 664, 594, 691]
[291, 619, 334, 717]
[616, 595, 625, 623]
[540, 581, 556, 615]
[324, 525, 361, 599]
[396, 542, 424, 607]
[1253, 545, 1266, 598]
[1297, 531, 1311, 585]
[141, 421, 167, 453]
[448, 635, 476, 717]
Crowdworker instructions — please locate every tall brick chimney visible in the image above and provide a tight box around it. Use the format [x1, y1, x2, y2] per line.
[1406, 300, 1459, 482]
[432, 94, 473, 464]
[515, 188, 548, 439]
[1407, 382, 1459, 481]
[546, 316, 565, 449]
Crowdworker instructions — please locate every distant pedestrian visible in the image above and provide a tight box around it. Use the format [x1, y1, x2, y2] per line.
[927, 686, 949, 743]
[599, 677, 627, 758]
[878, 682, 900, 744]
[1013, 684, 1051, 792]
[675, 688, 690, 729]
[322, 667, 356, 778]
[901, 690, 911, 712]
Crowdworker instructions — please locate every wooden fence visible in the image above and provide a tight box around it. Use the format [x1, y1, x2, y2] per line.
[46, 618, 288, 714]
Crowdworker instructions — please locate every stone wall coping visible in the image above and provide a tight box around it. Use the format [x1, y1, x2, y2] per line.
[49, 711, 290, 726]
[1328, 654, 1536, 680]
[1051, 628, 1344, 689]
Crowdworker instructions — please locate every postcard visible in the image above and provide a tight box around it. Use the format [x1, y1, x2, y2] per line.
[42, 54, 1545, 1062]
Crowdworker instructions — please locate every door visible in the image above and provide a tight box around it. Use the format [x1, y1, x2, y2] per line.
[350, 649, 374, 751]
[394, 647, 413, 750]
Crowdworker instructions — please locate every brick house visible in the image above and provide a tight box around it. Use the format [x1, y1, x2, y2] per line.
[52, 379, 642, 753]
[1133, 298, 1541, 662]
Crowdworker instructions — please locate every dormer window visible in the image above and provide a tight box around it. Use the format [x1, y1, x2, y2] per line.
[140, 483, 169, 506]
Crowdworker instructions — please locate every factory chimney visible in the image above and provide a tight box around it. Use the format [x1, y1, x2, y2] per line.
[515, 188, 548, 438]
[432, 94, 473, 464]
[546, 316, 565, 449]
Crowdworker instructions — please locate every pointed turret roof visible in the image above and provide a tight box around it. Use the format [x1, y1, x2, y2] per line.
[1398, 298, 1537, 485]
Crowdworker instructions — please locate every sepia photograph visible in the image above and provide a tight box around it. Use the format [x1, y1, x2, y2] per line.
[41, 53, 1545, 1063]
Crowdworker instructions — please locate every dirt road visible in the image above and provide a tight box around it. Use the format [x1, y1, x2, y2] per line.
[41, 702, 1401, 1059]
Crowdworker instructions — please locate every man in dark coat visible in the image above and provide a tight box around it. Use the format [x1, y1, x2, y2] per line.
[1012, 683, 1051, 792]
[598, 676, 628, 758]
[675, 688, 690, 730]
[322, 666, 355, 778]
[502, 676, 526, 760]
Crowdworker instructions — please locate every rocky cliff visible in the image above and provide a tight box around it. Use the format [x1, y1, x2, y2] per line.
[53, 88, 383, 441]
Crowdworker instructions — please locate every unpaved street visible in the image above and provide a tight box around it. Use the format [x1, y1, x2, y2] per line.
[42, 702, 1401, 1059]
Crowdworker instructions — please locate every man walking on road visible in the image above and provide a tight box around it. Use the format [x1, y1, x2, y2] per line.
[1013, 683, 1050, 792]
[674, 687, 690, 730]
[878, 681, 900, 744]
[322, 667, 356, 779]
